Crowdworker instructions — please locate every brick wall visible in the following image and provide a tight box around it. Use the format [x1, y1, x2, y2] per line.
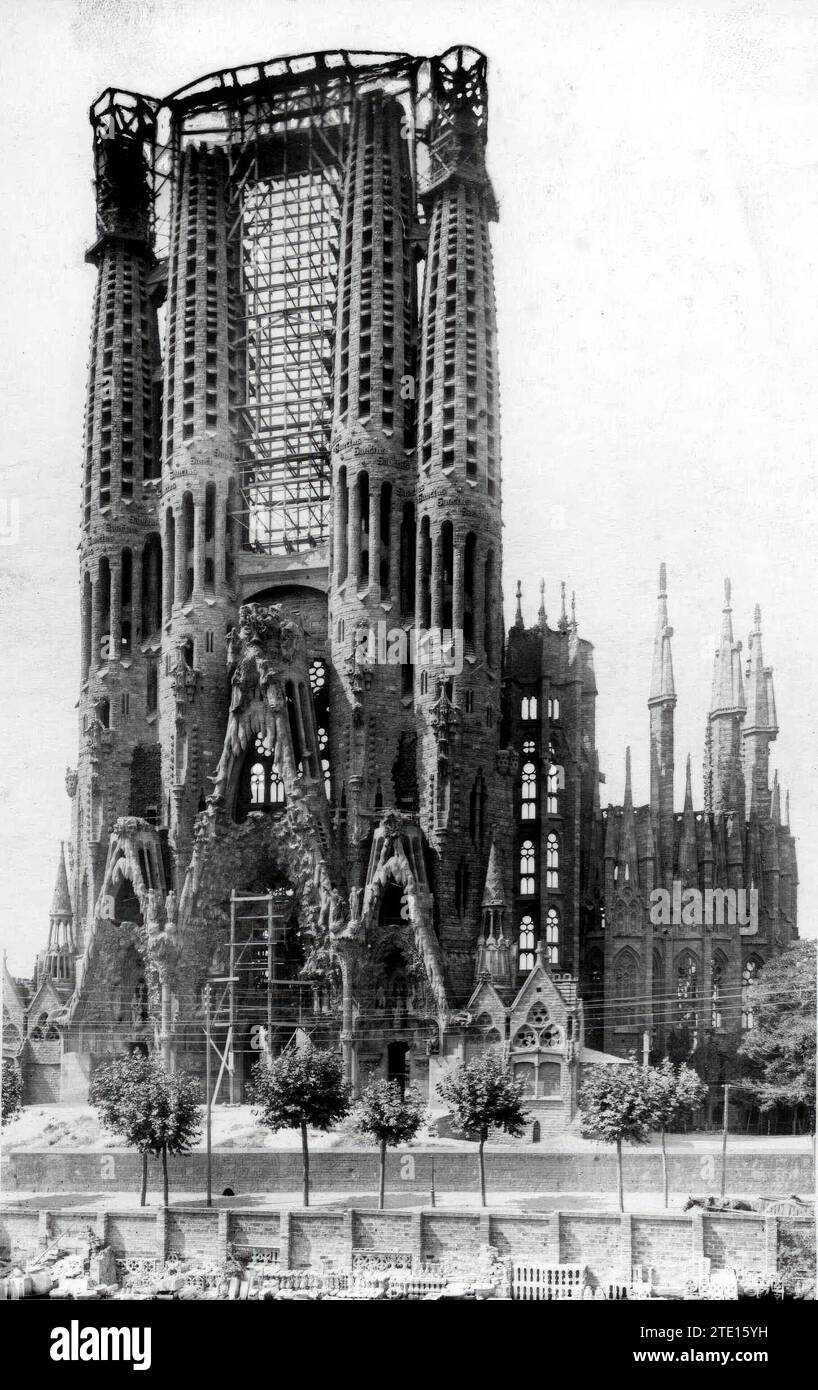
[1, 1203, 803, 1285]
[5, 1145, 813, 1196]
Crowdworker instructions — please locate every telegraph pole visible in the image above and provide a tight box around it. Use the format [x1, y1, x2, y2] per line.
[205, 983, 212, 1208]
[720, 1083, 730, 1197]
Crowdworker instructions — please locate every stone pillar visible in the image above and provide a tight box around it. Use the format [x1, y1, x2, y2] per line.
[109, 555, 122, 663]
[431, 526, 443, 629]
[174, 503, 186, 607]
[348, 478, 361, 588]
[215, 492, 227, 589]
[91, 575, 102, 670]
[452, 538, 464, 640]
[369, 481, 381, 599]
[193, 494, 206, 594]
[131, 546, 143, 645]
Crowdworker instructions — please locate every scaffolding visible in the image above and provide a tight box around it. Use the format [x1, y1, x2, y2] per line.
[89, 51, 486, 554]
[204, 889, 315, 1104]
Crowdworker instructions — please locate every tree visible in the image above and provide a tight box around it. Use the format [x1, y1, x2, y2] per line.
[2, 1062, 23, 1126]
[579, 1063, 655, 1211]
[738, 942, 816, 1132]
[355, 1080, 426, 1210]
[647, 1059, 708, 1207]
[89, 1054, 202, 1206]
[436, 1053, 529, 1207]
[248, 1043, 350, 1206]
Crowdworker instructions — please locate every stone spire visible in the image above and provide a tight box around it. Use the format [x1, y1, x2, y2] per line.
[537, 579, 546, 630]
[475, 838, 512, 991]
[704, 577, 746, 815]
[743, 603, 778, 818]
[677, 755, 698, 888]
[558, 580, 569, 633]
[514, 579, 524, 628]
[649, 562, 676, 705]
[481, 838, 506, 907]
[50, 844, 73, 920]
[43, 844, 76, 993]
[770, 771, 781, 825]
[617, 748, 639, 887]
[648, 563, 676, 885]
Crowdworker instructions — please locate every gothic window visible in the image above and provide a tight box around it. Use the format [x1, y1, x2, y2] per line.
[521, 761, 537, 820]
[742, 957, 761, 1031]
[519, 841, 536, 895]
[420, 669, 429, 696]
[521, 695, 538, 722]
[711, 953, 727, 1029]
[485, 704, 494, 727]
[548, 696, 560, 720]
[513, 1024, 537, 1049]
[546, 833, 560, 888]
[522, 739, 535, 755]
[250, 763, 265, 805]
[237, 734, 286, 822]
[518, 914, 535, 972]
[485, 1028, 502, 1044]
[322, 759, 331, 801]
[614, 949, 639, 1028]
[547, 760, 564, 815]
[545, 906, 560, 965]
[309, 660, 326, 695]
[676, 952, 699, 1030]
[528, 1002, 550, 1027]
[541, 1022, 562, 1049]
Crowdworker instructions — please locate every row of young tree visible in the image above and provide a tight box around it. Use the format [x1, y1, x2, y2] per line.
[79, 1045, 713, 1213]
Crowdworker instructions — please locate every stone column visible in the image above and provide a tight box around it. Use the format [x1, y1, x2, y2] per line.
[109, 554, 122, 663]
[193, 493, 206, 594]
[431, 526, 443, 630]
[348, 476, 361, 588]
[369, 481, 381, 598]
[174, 504, 187, 607]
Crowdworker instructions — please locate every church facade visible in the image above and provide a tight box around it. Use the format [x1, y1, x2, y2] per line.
[4, 48, 796, 1126]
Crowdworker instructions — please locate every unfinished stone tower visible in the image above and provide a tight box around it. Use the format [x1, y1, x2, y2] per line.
[9, 48, 796, 1125]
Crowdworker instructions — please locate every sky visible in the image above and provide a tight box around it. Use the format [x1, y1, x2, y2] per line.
[1, 0, 816, 971]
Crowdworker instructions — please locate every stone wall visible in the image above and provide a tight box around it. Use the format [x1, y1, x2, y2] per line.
[5, 1145, 812, 1197]
[1, 1202, 802, 1285]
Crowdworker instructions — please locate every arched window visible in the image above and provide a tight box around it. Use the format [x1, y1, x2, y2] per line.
[236, 734, 286, 822]
[521, 695, 538, 722]
[521, 761, 537, 820]
[513, 1024, 537, 1049]
[742, 957, 761, 1031]
[547, 760, 564, 815]
[546, 833, 560, 888]
[528, 1001, 550, 1027]
[676, 953, 699, 1030]
[548, 696, 560, 720]
[518, 915, 535, 972]
[519, 841, 536, 895]
[545, 906, 560, 965]
[615, 950, 639, 1028]
[711, 953, 727, 1029]
[250, 763, 265, 805]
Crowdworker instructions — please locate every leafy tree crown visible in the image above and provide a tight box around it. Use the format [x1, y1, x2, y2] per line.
[356, 1080, 426, 1146]
[436, 1052, 529, 1139]
[248, 1043, 351, 1133]
[579, 1064, 656, 1145]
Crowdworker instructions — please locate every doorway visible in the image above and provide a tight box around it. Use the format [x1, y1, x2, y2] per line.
[387, 1040, 409, 1097]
